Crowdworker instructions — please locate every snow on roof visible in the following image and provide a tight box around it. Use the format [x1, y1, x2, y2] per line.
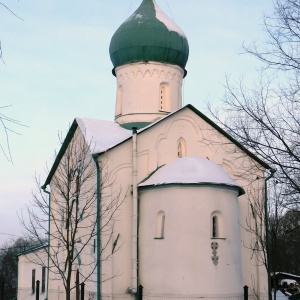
[76, 118, 132, 154]
[280, 279, 298, 285]
[139, 156, 244, 195]
[153, 1, 186, 36]
[274, 272, 300, 279]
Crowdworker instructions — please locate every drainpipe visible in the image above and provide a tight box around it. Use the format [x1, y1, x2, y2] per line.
[41, 184, 51, 300]
[264, 168, 276, 300]
[128, 127, 138, 296]
[92, 154, 101, 300]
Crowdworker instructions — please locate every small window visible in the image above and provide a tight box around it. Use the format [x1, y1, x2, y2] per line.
[32, 269, 36, 294]
[212, 216, 219, 238]
[115, 85, 123, 116]
[155, 211, 165, 239]
[211, 211, 224, 239]
[42, 266, 46, 293]
[177, 137, 186, 158]
[60, 207, 65, 228]
[159, 83, 170, 112]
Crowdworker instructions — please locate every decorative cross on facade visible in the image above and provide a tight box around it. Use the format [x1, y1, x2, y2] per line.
[211, 242, 219, 265]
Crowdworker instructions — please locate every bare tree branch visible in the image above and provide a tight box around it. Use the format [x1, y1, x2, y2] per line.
[0, 105, 27, 163]
[20, 130, 124, 300]
[0, 2, 23, 21]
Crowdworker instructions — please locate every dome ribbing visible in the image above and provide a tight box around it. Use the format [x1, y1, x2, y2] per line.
[109, 0, 189, 71]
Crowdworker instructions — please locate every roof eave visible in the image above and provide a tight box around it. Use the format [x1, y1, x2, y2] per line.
[138, 182, 245, 196]
[186, 104, 271, 170]
[42, 119, 78, 188]
[15, 243, 48, 257]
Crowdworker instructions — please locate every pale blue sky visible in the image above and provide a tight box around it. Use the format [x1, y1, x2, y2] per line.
[0, 0, 273, 245]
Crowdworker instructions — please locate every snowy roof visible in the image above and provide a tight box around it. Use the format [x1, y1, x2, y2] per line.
[76, 118, 132, 154]
[273, 272, 300, 279]
[43, 105, 270, 187]
[153, 1, 186, 36]
[139, 157, 245, 195]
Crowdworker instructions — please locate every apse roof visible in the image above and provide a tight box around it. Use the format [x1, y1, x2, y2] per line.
[109, 0, 189, 71]
[139, 156, 245, 195]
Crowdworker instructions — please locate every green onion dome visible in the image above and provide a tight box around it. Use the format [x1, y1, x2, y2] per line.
[109, 0, 189, 71]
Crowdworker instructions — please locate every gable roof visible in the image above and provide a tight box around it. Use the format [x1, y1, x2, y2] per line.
[43, 104, 270, 187]
[43, 118, 132, 187]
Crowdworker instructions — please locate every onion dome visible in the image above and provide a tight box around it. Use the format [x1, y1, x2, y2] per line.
[139, 157, 245, 196]
[109, 0, 189, 71]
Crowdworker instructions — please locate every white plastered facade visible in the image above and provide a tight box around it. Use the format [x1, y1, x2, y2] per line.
[17, 247, 48, 300]
[17, 108, 268, 300]
[94, 106, 268, 298]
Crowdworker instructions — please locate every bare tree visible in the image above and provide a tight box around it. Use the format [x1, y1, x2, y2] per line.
[21, 131, 123, 300]
[0, 105, 26, 162]
[245, 0, 300, 72]
[0, 1, 23, 63]
[0, 237, 36, 299]
[207, 0, 300, 297]
[208, 0, 300, 203]
[209, 75, 300, 209]
[1, 3, 25, 162]
[207, 73, 300, 298]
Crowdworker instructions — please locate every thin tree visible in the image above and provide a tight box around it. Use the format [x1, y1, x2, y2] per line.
[0, 1, 23, 63]
[0, 105, 25, 162]
[21, 130, 123, 300]
[207, 0, 300, 298]
[0, 237, 36, 299]
[1, 2, 25, 162]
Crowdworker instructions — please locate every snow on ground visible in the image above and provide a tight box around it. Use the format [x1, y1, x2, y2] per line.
[272, 290, 290, 299]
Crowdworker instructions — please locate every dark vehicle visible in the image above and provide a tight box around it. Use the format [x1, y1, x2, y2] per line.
[289, 293, 300, 299]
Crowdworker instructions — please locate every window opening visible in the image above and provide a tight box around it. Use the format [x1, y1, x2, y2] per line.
[155, 211, 165, 239]
[32, 269, 36, 294]
[115, 85, 123, 116]
[177, 137, 186, 158]
[159, 83, 170, 112]
[212, 216, 218, 238]
[42, 266, 46, 293]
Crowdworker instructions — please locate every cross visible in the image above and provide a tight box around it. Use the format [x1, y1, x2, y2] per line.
[211, 254, 219, 265]
[211, 242, 218, 253]
[211, 242, 219, 265]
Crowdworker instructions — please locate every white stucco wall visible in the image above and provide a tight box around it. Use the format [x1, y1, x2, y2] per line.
[17, 248, 48, 300]
[139, 186, 242, 294]
[114, 62, 184, 127]
[100, 106, 267, 297]
[36, 106, 267, 299]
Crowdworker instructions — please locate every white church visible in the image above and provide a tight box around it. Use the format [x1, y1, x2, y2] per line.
[17, 0, 271, 299]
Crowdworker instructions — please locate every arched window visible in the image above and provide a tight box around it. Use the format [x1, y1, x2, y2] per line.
[211, 211, 224, 238]
[155, 211, 165, 239]
[212, 216, 219, 238]
[159, 83, 170, 112]
[177, 137, 186, 158]
[115, 85, 123, 116]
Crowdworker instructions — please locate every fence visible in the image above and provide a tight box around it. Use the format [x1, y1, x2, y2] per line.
[142, 293, 269, 300]
[18, 283, 269, 300]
